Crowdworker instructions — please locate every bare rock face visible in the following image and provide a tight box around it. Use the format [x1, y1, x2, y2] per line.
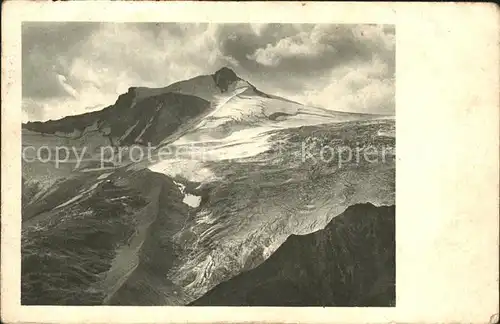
[23, 92, 210, 147]
[190, 203, 395, 307]
[212, 67, 240, 92]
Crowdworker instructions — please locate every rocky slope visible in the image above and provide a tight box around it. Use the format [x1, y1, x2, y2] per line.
[23, 92, 211, 147]
[190, 203, 395, 307]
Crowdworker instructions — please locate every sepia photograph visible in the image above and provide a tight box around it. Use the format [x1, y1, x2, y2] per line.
[2, 2, 498, 324]
[21, 22, 396, 306]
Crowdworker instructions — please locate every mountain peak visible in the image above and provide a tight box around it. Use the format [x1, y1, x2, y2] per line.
[214, 66, 237, 76]
[213, 67, 240, 92]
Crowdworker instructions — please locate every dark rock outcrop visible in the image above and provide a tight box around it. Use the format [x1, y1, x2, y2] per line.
[212, 67, 240, 92]
[23, 92, 210, 146]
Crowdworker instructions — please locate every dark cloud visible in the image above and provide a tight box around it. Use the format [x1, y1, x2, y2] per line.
[217, 23, 394, 98]
[22, 22, 100, 99]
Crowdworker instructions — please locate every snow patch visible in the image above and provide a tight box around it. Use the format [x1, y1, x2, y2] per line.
[183, 194, 201, 208]
[148, 159, 217, 183]
[108, 196, 129, 202]
[173, 181, 201, 208]
[97, 172, 112, 180]
[135, 114, 156, 142]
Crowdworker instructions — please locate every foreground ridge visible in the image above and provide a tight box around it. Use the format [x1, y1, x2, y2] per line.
[190, 203, 396, 307]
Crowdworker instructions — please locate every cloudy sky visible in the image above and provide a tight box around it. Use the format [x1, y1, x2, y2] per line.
[22, 22, 395, 122]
